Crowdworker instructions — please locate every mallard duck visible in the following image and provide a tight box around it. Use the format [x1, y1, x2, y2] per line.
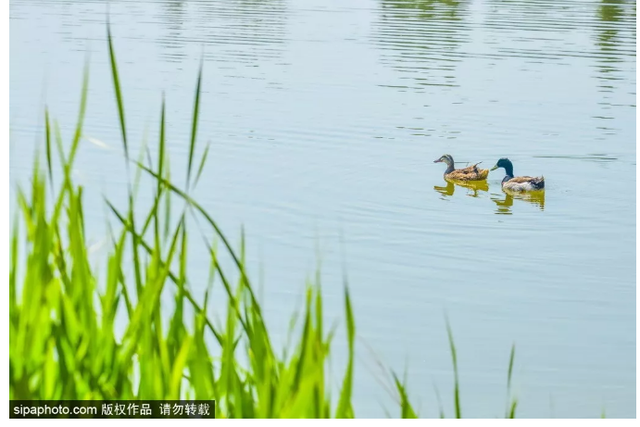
[433, 154, 489, 181]
[490, 158, 544, 191]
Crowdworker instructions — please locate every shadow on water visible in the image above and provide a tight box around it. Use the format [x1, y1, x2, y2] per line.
[491, 189, 545, 215]
[434, 178, 489, 199]
[373, 0, 470, 91]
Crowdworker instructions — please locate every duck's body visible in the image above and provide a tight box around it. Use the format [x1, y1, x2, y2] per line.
[501, 175, 545, 191]
[434, 154, 489, 181]
[491, 158, 544, 192]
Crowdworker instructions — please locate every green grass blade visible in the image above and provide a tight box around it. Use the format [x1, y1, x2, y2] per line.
[157, 95, 166, 197]
[507, 344, 516, 391]
[506, 343, 517, 418]
[508, 399, 518, 419]
[433, 385, 445, 418]
[53, 120, 66, 170]
[392, 371, 418, 418]
[186, 58, 203, 189]
[445, 317, 461, 419]
[335, 286, 355, 418]
[44, 108, 53, 185]
[193, 141, 211, 189]
[107, 23, 128, 162]
[68, 60, 90, 168]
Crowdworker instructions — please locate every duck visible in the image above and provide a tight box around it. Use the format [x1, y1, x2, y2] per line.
[490, 158, 544, 191]
[433, 154, 489, 181]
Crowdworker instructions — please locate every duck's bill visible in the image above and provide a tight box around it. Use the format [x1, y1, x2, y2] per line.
[433, 159, 443, 163]
[490, 165, 498, 171]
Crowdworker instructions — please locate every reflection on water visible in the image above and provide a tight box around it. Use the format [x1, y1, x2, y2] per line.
[434, 180, 455, 198]
[158, 1, 186, 63]
[434, 178, 489, 199]
[373, 0, 470, 91]
[533, 153, 618, 162]
[491, 189, 545, 214]
[157, 0, 289, 65]
[204, 0, 288, 64]
[480, 0, 635, 141]
[592, 0, 636, 135]
[594, 0, 635, 78]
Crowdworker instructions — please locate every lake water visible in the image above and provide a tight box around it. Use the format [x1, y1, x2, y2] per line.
[10, 0, 636, 418]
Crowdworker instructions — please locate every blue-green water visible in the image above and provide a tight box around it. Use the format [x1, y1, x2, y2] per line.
[10, 0, 635, 418]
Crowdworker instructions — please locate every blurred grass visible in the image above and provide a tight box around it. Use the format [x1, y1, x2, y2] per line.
[9, 25, 523, 419]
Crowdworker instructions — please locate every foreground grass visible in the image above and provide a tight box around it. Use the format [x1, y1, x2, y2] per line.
[9, 26, 519, 418]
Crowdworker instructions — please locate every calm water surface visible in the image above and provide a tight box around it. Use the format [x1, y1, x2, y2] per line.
[10, 0, 636, 418]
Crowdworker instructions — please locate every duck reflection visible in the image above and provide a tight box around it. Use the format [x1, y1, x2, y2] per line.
[434, 178, 489, 199]
[491, 189, 545, 215]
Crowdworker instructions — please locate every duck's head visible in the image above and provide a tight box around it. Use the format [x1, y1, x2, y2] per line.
[490, 158, 513, 172]
[434, 154, 454, 166]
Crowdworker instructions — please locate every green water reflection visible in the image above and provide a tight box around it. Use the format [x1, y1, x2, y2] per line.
[434, 178, 489, 199]
[491, 189, 545, 214]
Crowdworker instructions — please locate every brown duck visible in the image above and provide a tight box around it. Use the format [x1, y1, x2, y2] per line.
[434, 154, 489, 181]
